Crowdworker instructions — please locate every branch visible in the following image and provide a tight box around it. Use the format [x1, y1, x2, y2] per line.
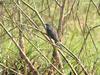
[54, 0, 62, 7]
[0, 63, 22, 75]
[59, 43, 89, 75]
[0, 23, 38, 75]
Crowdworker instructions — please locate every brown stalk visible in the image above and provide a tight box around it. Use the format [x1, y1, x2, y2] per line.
[0, 22, 38, 75]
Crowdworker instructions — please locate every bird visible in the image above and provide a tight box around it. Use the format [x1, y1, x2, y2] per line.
[45, 23, 59, 43]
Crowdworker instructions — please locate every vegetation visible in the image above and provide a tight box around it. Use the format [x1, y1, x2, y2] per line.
[0, 0, 100, 75]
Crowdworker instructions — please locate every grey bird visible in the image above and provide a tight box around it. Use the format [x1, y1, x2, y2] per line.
[45, 23, 59, 43]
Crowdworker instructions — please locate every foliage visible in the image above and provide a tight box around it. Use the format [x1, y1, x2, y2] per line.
[0, 0, 100, 75]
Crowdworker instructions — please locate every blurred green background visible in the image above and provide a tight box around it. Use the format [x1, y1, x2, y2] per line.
[0, 0, 100, 75]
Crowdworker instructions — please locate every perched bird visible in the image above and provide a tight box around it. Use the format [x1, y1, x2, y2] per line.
[45, 23, 59, 43]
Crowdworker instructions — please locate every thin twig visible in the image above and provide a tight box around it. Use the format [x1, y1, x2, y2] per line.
[54, 0, 62, 7]
[59, 44, 89, 75]
[78, 0, 98, 57]
[20, 0, 45, 28]
[0, 23, 38, 75]
[0, 63, 23, 75]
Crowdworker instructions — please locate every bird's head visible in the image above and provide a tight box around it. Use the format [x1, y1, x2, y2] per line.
[45, 23, 51, 28]
[45, 23, 53, 31]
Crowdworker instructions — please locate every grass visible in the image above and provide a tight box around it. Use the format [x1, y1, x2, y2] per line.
[0, 0, 100, 75]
